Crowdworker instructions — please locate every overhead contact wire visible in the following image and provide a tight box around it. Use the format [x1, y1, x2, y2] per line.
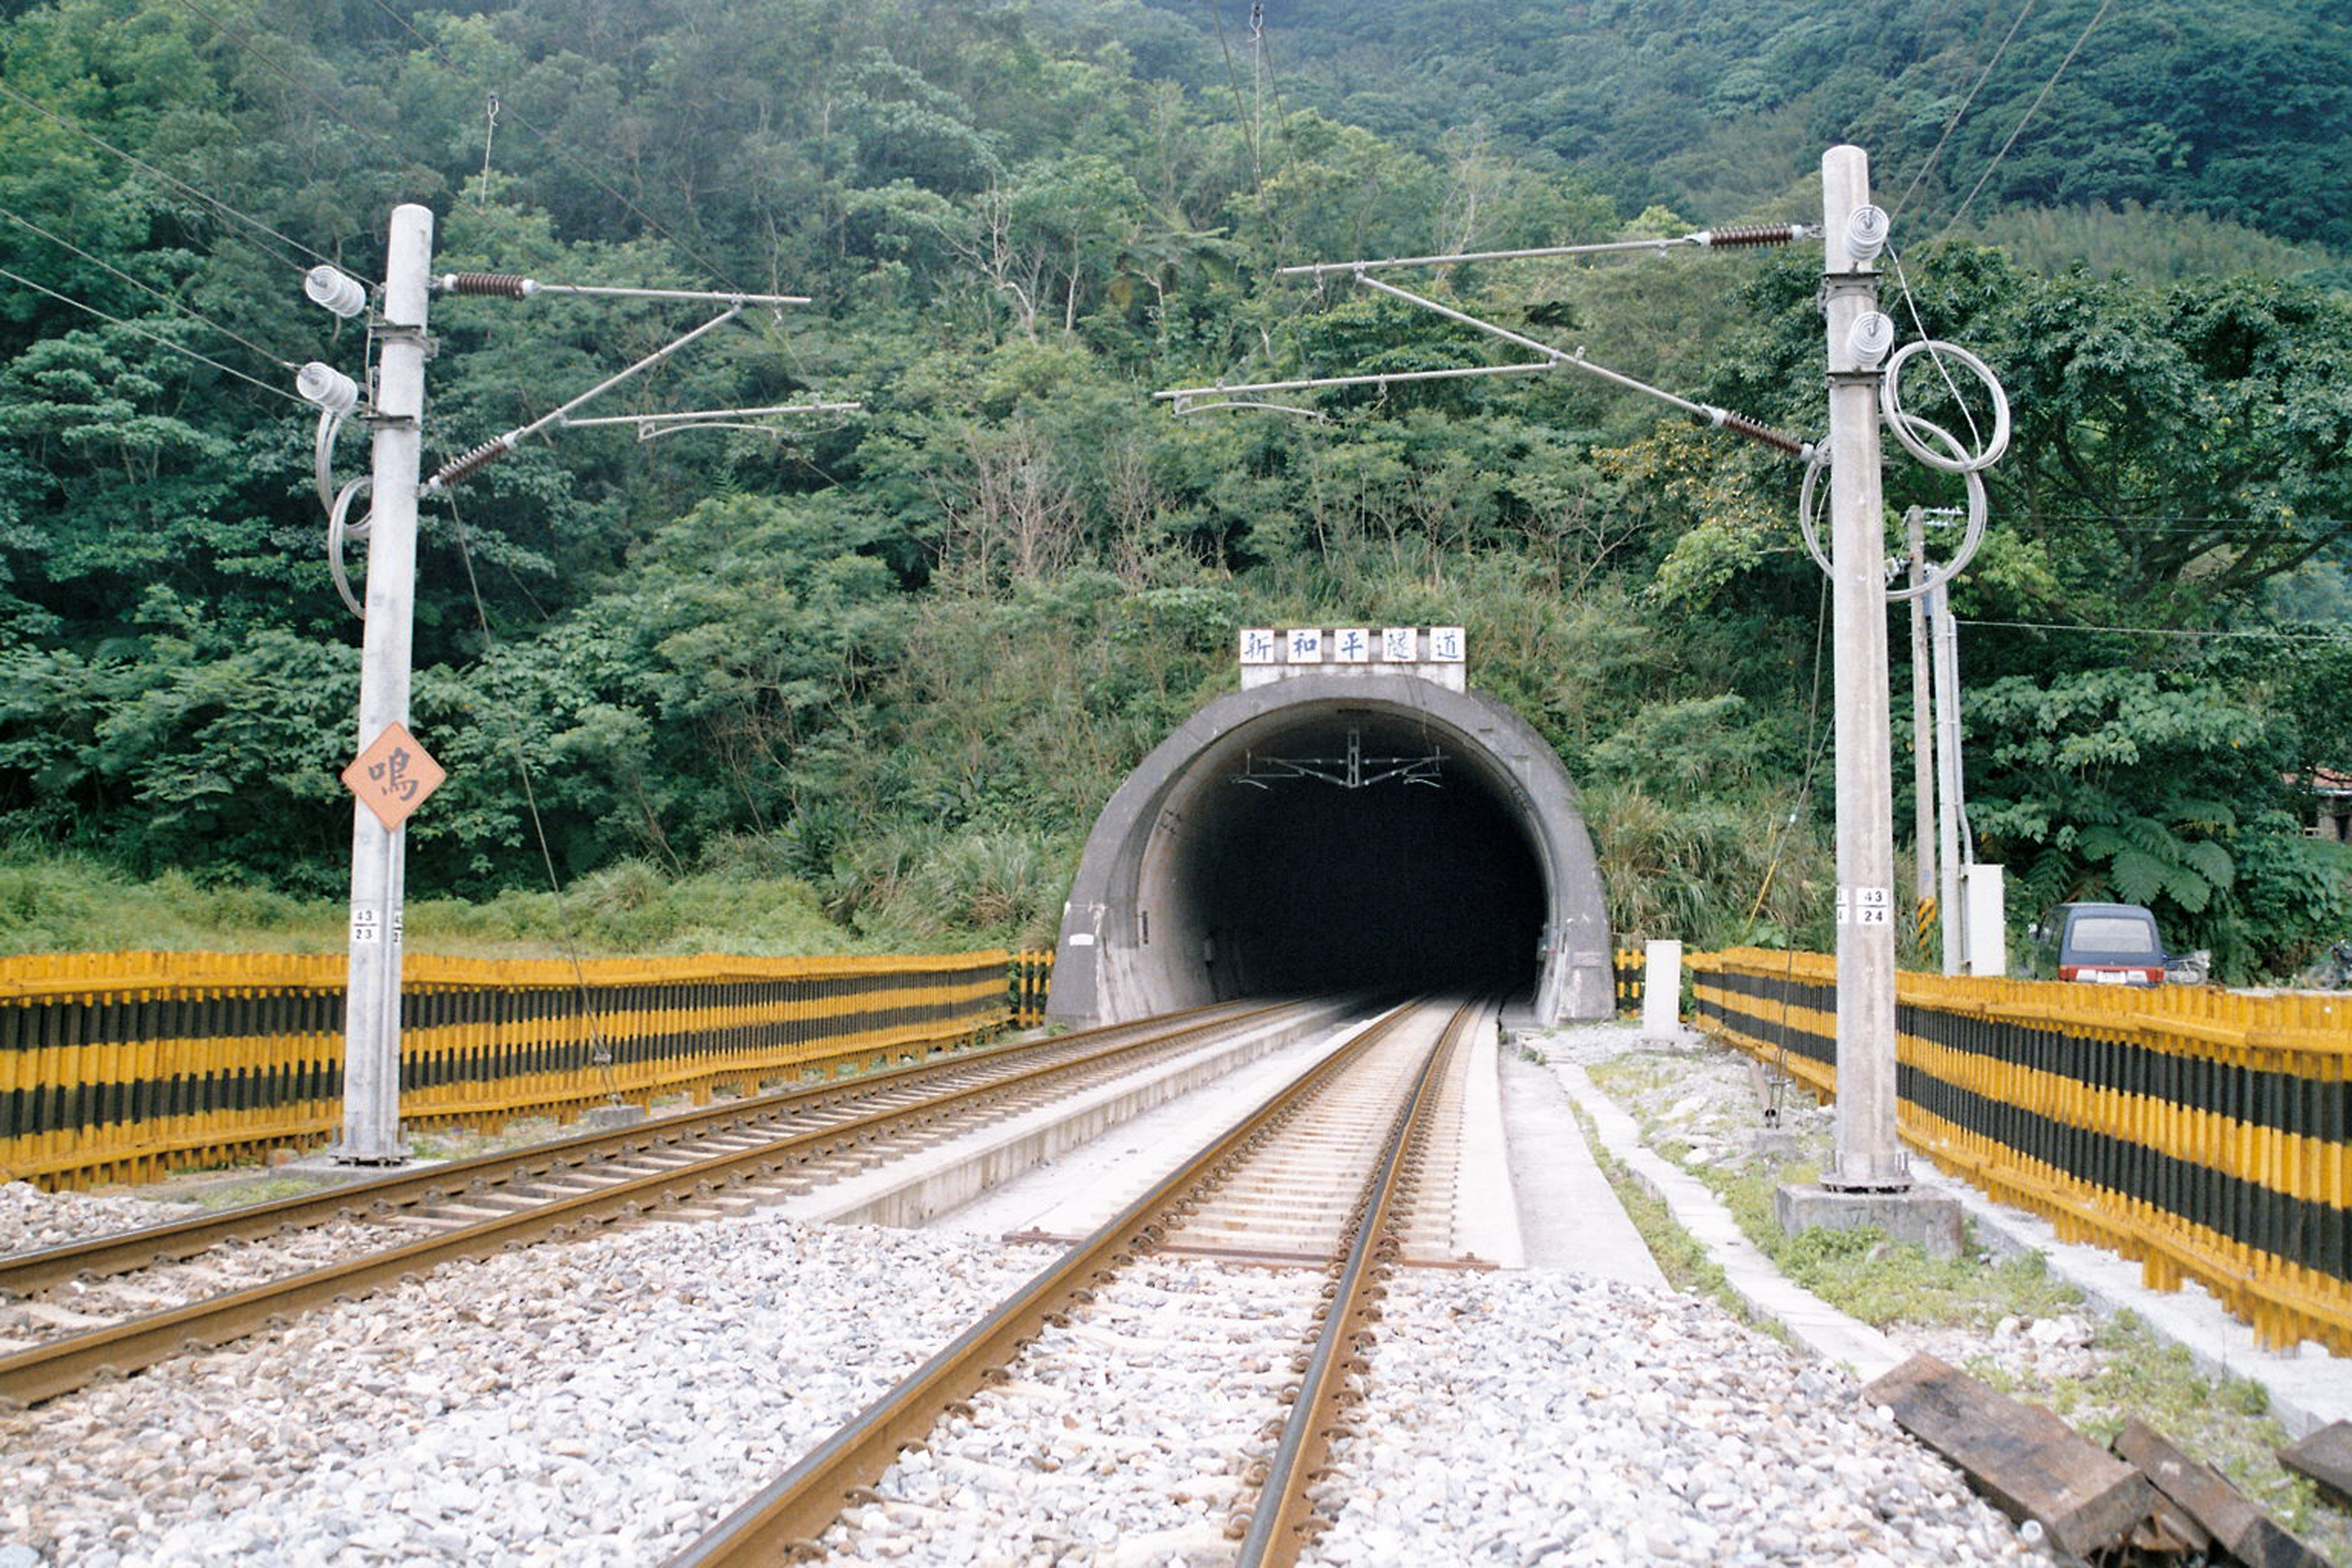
[1888, 0, 2036, 224]
[1351, 273, 1810, 454]
[0, 264, 307, 403]
[1248, 0, 1308, 255]
[1958, 618, 2352, 643]
[1755, 580, 1835, 1126]
[1936, 0, 2116, 245]
[1885, 248, 1984, 452]
[0, 203, 303, 371]
[1201, 0, 1267, 217]
[165, 0, 430, 187]
[0, 81, 335, 273]
[445, 491, 625, 1098]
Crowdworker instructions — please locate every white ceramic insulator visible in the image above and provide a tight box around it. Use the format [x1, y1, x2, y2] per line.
[1844, 203, 1890, 262]
[297, 360, 361, 414]
[1848, 310, 1896, 369]
[303, 265, 369, 318]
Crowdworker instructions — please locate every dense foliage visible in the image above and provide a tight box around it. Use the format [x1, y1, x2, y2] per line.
[1146, 0, 2352, 256]
[1, 0, 2346, 975]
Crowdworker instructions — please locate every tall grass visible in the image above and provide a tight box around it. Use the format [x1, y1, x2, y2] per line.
[1583, 783, 1831, 951]
[0, 850, 339, 953]
[0, 845, 865, 959]
[826, 824, 1071, 951]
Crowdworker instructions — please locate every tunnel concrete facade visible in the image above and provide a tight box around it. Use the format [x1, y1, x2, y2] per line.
[1046, 671, 1614, 1027]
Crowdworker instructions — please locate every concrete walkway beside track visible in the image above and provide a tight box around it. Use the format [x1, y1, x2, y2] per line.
[778, 1003, 1358, 1230]
[935, 1001, 1533, 1268]
[1499, 1055, 1663, 1288]
[921, 1011, 1374, 1241]
[1452, 1015, 1530, 1269]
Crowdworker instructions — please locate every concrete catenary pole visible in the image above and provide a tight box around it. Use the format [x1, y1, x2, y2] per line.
[1820, 146, 1907, 1191]
[337, 203, 434, 1164]
[1906, 508, 1934, 916]
[1933, 581, 1967, 976]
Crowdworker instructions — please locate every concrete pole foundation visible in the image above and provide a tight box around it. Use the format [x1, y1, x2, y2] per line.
[1775, 1181, 1965, 1258]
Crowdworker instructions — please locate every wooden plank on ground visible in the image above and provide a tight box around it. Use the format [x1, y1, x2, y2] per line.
[2116, 1419, 2333, 1568]
[1865, 1353, 2154, 1559]
[2283, 1423, 2352, 1513]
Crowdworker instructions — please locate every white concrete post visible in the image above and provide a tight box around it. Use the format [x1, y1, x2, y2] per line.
[1965, 864, 2006, 977]
[337, 203, 433, 1165]
[1640, 940, 1682, 1041]
[1821, 145, 1908, 1191]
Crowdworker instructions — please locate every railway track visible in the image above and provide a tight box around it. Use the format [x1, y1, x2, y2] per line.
[0, 998, 1351, 1408]
[670, 995, 1488, 1568]
[1, 1002, 2070, 1568]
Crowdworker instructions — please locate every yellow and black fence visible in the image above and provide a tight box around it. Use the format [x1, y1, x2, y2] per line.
[1690, 947, 2352, 1351]
[2, 949, 1036, 1191]
[1011, 948, 1055, 1028]
[1612, 948, 1646, 1016]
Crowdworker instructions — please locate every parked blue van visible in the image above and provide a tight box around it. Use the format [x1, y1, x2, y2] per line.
[2026, 902, 2169, 987]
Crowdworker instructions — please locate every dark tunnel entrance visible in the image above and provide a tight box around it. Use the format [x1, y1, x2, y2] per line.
[1185, 711, 1547, 995]
[1047, 673, 1614, 1027]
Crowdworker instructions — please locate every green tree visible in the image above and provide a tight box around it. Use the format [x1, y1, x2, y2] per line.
[1966, 667, 2349, 979]
[1684, 248, 2352, 627]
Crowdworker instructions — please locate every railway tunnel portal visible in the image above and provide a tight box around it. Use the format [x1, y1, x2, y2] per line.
[1046, 651, 1614, 1028]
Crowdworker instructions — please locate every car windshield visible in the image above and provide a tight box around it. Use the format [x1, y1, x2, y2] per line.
[2071, 915, 2157, 955]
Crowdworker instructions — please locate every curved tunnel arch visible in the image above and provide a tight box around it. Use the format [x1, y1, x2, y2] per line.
[1046, 672, 1614, 1026]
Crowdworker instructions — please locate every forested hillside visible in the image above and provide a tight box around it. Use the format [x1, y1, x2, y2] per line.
[2, 0, 2347, 977]
[1117, 0, 2352, 261]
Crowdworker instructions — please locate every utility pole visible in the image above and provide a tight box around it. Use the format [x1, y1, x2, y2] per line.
[295, 221, 831, 1166]
[1907, 507, 1934, 921]
[337, 202, 434, 1164]
[1817, 146, 1907, 1193]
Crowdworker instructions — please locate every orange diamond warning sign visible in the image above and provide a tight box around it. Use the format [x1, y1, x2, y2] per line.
[342, 722, 445, 830]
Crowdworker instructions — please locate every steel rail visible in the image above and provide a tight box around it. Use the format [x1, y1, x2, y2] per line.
[0, 1001, 1269, 1300]
[0, 1001, 1325, 1408]
[664, 999, 1437, 1568]
[1236, 997, 1480, 1566]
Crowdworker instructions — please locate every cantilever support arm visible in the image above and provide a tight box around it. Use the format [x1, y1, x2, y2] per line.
[1274, 224, 1813, 278]
[1156, 272, 1812, 459]
[426, 306, 744, 491]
